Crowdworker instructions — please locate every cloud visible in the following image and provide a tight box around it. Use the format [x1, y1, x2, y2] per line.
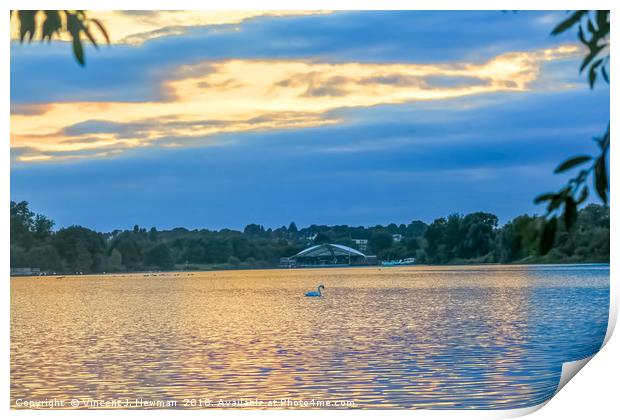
[11, 11, 581, 106]
[10, 103, 52, 116]
[10, 44, 580, 163]
[10, 88, 609, 230]
[62, 120, 127, 136]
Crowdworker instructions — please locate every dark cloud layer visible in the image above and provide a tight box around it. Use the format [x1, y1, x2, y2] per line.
[11, 87, 609, 230]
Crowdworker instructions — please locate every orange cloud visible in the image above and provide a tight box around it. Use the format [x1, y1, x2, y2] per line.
[10, 44, 580, 163]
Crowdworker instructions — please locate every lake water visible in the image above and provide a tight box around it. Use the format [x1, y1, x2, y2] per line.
[11, 264, 609, 409]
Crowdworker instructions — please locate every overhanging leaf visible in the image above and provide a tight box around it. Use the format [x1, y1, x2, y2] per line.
[91, 18, 110, 44]
[577, 186, 589, 204]
[554, 155, 592, 173]
[601, 63, 609, 83]
[72, 36, 85, 66]
[551, 11, 587, 35]
[594, 157, 608, 205]
[564, 196, 578, 229]
[534, 193, 556, 204]
[539, 217, 557, 255]
[18, 10, 36, 42]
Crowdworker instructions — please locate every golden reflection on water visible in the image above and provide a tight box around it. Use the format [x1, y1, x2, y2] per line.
[11, 265, 609, 409]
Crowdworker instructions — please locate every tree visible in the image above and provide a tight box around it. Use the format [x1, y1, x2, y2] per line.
[33, 214, 54, 240]
[146, 243, 174, 270]
[11, 244, 27, 268]
[10, 201, 35, 247]
[406, 220, 427, 237]
[13, 10, 109, 66]
[288, 222, 298, 233]
[105, 249, 125, 272]
[10, 200, 55, 248]
[25, 245, 62, 271]
[244, 224, 265, 236]
[496, 215, 538, 263]
[227, 256, 241, 267]
[52, 226, 106, 273]
[9, 199, 609, 272]
[369, 231, 393, 254]
[112, 237, 143, 270]
[460, 212, 498, 259]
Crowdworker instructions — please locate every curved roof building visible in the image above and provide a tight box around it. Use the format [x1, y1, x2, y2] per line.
[293, 243, 366, 259]
[281, 243, 376, 268]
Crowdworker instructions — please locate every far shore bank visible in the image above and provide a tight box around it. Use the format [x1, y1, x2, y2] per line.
[10, 261, 610, 278]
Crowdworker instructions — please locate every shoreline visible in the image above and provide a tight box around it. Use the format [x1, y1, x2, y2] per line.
[10, 261, 610, 278]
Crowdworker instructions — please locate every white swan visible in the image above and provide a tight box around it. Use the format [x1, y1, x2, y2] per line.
[305, 284, 325, 297]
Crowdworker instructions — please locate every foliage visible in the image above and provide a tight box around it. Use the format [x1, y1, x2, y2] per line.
[11, 201, 54, 250]
[369, 231, 393, 254]
[551, 10, 610, 88]
[146, 243, 174, 270]
[536, 10, 610, 254]
[423, 212, 498, 263]
[10, 201, 609, 274]
[13, 10, 109, 66]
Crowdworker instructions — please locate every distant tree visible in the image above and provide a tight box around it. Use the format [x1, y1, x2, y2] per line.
[369, 231, 393, 254]
[424, 217, 446, 263]
[496, 215, 539, 263]
[227, 256, 241, 266]
[52, 226, 105, 273]
[460, 212, 498, 259]
[10, 244, 27, 268]
[10, 201, 55, 249]
[244, 224, 265, 236]
[10, 201, 35, 248]
[146, 243, 173, 270]
[288, 222, 298, 233]
[406, 237, 421, 251]
[33, 214, 54, 240]
[231, 236, 253, 260]
[386, 223, 400, 234]
[25, 245, 62, 271]
[105, 248, 124, 272]
[112, 237, 143, 270]
[148, 227, 158, 241]
[9, 200, 609, 273]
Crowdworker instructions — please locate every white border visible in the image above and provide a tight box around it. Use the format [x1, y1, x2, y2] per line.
[2, 2, 617, 419]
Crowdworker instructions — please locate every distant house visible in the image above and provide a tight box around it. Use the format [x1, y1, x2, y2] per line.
[392, 234, 404, 242]
[304, 233, 318, 242]
[352, 238, 369, 251]
[11, 267, 41, 276]
[278, 257, 296, 268]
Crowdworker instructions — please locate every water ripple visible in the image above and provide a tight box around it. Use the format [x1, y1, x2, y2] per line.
[11, 264, 609, 409]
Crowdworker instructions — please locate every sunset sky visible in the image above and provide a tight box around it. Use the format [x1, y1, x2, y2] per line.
[10, 11, 609, 231]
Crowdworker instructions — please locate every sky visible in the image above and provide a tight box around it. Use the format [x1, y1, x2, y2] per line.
[10, 11, 610, 232]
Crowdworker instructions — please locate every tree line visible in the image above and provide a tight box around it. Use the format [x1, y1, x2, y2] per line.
[10, 201, 609, 274]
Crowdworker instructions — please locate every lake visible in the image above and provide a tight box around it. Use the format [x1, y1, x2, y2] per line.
[11, 264, 609, 409]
